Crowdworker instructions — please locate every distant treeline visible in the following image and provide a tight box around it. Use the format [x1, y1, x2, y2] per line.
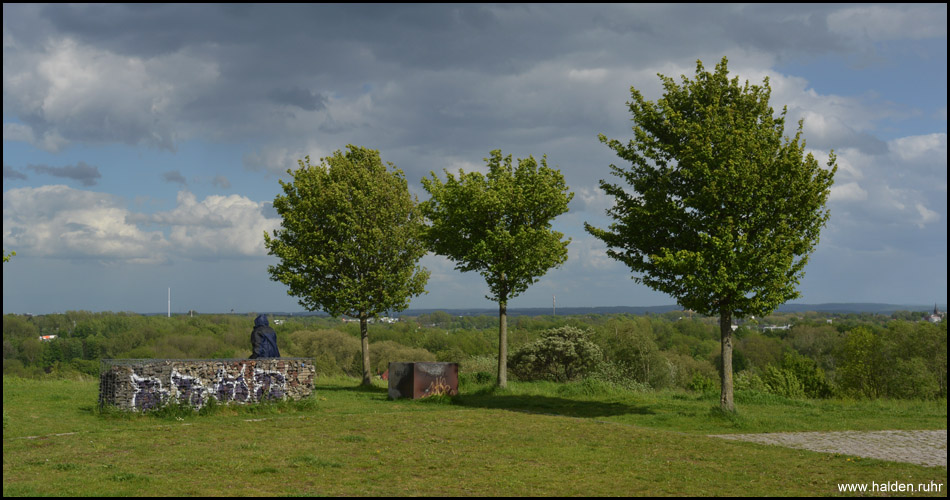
[2, 309, 946, 400]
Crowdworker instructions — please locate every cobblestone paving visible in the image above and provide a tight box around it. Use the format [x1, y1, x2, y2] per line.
[708, 430, 947, 467]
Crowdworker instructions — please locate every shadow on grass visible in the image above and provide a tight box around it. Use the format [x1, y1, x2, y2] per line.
[315, 383, 388, 395]
[314, 380, 653, 418]
[450, 391, 655, 419]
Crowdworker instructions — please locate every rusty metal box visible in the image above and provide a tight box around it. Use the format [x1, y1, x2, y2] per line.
[388, 362, 459, 399]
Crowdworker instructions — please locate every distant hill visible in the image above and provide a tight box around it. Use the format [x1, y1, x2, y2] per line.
[252, 302, 944, 318]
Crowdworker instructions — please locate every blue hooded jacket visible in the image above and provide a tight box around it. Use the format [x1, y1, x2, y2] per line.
[250, 314, 280, 359]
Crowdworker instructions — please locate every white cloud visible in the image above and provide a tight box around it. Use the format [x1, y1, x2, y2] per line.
[3, 122, 69, 152]
[830, 182, 868, 203]
[915, 203, 940, 228]
[3, 185, 168, 263]
[243, 142, 330, 175]
[566, 234, 622, 272]
[2, 37, 220, 151]
[890, 133, 947, 164]
[573, 185, 613, 214]
[164, 192, 280, 258]
[3, 186, 280, 263]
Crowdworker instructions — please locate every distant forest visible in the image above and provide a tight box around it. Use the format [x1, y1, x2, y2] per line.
[3, 308, 946, 400]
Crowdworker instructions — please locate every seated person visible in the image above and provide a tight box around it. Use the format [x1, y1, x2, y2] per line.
[250, 314, 281, 359]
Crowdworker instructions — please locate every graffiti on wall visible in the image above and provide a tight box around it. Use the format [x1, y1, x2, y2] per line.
[171, 369, 206, 408]
[253, 368, 286, 400]
[131, 373, 168, 412]
[215, 365, 250, 403]
[128, 362, 284, 411]
[105, 359, 312, 412]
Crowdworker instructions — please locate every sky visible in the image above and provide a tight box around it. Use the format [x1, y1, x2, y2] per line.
[2, 4, 947, 315]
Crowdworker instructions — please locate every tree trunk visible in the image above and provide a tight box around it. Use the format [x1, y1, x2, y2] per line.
[360, 312, 372, 386]
[719, 310, 735, 412]
[497, 297, 508, 388]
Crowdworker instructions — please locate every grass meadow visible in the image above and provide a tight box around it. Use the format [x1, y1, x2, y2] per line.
[2, 375, 947, 496]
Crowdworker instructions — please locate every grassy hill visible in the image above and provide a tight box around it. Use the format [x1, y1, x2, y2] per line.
[3, 376, 946, 496]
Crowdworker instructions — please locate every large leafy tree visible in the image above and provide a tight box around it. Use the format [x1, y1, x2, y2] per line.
[421, 150, 573, 387]
[585, 57, 836, 411]
[265, 145, 430, 386]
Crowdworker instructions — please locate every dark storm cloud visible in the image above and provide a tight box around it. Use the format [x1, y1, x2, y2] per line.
[27, 4, 848, 73]
[26, 162, 102, 186]
[267, 87, 328, 112]
[162, 170, 187, 186]
[3, 164, 28, 181]
[4, 3, 880, 156]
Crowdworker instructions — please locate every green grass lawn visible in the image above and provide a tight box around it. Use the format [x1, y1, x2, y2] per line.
[2, 375, 946, 496]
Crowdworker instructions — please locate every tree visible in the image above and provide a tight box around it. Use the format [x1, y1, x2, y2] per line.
[264, 145, 430, 386]
[421, 150, 573, 387]
[2, 249, 14, 262]
[585, 57, 836, 411]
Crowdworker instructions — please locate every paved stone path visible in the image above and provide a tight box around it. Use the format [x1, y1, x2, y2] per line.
[708, 429, 947, 468]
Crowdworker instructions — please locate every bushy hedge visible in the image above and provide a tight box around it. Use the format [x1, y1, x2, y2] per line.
[3, 310, 945, 400]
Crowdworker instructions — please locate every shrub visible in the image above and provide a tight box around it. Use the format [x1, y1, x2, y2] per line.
[287, 330, 361, 376]
[780, 351, 833, 398]
[761, 365, 805, 399]
[688, 372, 717, 394]
[508, 326, 602, 382]
[733, 370, 767, 393]
[589, 361, 653, 392]
[369, 341, 437, 374]
[888, 357, 940, 400]
[663, 351, 717, 390]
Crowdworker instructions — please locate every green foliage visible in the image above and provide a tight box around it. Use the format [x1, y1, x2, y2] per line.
[662, 351, 718, 390]
[265, 145, 430, 384]
[585, 56, 836, 319]
[585, 56, 836, 411]
[688, 372, 717, 394]
[593, 317, 672, 388]
[735, 333, 784, 370]
[2, 310, 945, 402]
[460, 354, 498, 380]
[835, 327, 879, 398]
[779, 351, 832, 398]
[265, 145, 429, 320]
[369, 341, 437, 374]
[760, 365, 805, 399]
[889, 357, 941, 400]
[421, 149, 573, 386]
[733, 370, 767, 393]
[286, 329, 361, 376]
[508, 326, 602, 382]
[588, 361, 653, 392]
[421, 150, 573, 304]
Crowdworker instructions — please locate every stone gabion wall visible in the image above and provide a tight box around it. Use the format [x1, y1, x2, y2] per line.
[99, 358, 315, 412]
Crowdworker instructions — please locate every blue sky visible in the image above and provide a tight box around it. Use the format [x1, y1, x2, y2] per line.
[3, 4, 947, 315]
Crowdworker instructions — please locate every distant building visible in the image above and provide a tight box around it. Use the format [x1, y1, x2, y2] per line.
[925, 304, 946, 324]
[341, 316, 399, 324]
[38, 335, 57, 341]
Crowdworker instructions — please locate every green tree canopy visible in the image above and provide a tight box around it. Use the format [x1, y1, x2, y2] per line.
[421, 150, 573, 387]
[265, 145, 430, 385]
[585, 57, 836, 411]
